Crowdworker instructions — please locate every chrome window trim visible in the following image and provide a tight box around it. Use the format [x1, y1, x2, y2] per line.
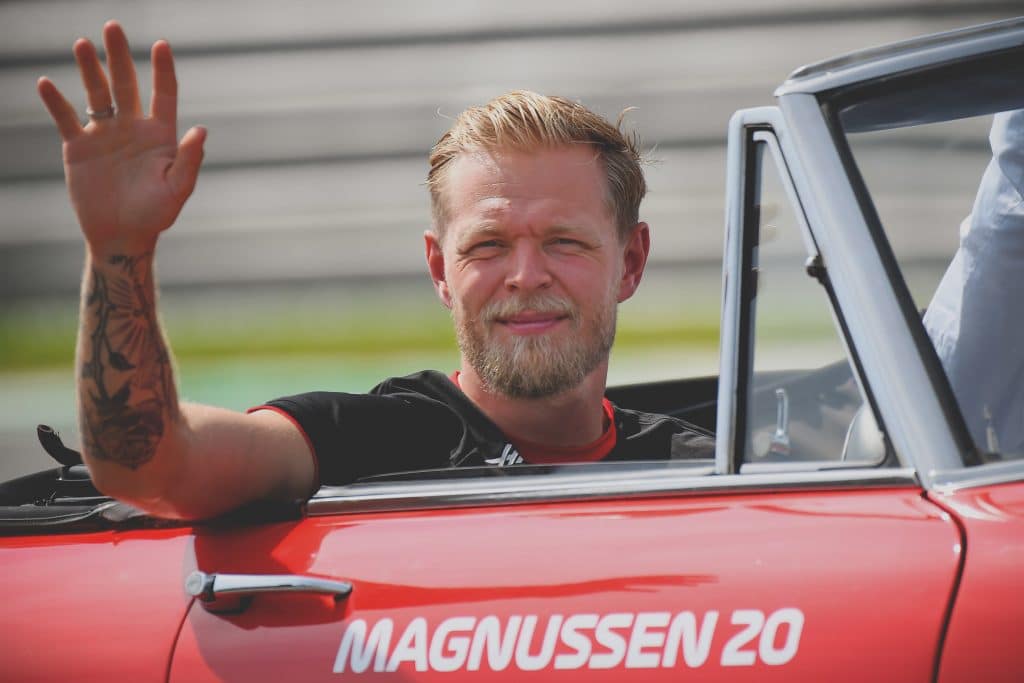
[308, 467, 918, 516]
[714, 107, 764, 475]
[717, 107, 800, 475]
[774, 93, 964, 487]
[739, 460, 887, 475]
[931, 460, 1024, 494]
[776, 18, 1024, 97]
[717, 109, 888, 475]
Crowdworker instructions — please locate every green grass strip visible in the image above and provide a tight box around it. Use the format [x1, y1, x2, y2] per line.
[0, 311, 724, 372]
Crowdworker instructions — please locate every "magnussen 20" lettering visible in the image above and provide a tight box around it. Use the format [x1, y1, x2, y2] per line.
[333, 608, 804, 674]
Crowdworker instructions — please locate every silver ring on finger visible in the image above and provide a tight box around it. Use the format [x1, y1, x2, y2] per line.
[86, 105, 116, 120]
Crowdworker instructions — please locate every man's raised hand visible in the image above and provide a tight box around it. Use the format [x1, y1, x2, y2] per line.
[36, 21, 205, 254]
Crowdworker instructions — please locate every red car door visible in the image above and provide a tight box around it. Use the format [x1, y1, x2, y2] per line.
[2, 527, 194, 683]
[169, 477, 959, 681]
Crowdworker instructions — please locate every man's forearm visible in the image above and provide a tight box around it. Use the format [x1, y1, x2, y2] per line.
[77, 250, 179, 476]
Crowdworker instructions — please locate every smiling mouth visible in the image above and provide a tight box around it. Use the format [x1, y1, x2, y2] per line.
[494, 313, 569, 334]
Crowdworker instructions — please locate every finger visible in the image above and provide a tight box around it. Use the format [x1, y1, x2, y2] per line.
[37, 77, 83, 141]
[150, 40, 177, 126]
[103, 21, 141, 117]
[168, 126, 206, 200]
[72, 38, 113, 117]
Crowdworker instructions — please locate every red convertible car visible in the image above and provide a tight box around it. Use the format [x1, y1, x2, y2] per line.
[3, 18, 1023, 682]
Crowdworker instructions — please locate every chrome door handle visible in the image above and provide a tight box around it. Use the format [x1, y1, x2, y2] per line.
[186, 570, 352, 613]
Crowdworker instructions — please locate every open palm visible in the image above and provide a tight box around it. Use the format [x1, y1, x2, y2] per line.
[38, 22, 205, 252]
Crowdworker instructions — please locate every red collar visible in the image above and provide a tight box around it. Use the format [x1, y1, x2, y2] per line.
[450, 371, 617, 463]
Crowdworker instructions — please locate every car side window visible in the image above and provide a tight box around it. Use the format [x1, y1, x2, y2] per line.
[740, 137, 886, 468]
[843, 109, 1024, 463]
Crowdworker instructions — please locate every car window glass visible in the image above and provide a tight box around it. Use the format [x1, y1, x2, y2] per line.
[845, 109, 1024, 463]
[742, 140, 883, 467]
[845, 117, 991, 309]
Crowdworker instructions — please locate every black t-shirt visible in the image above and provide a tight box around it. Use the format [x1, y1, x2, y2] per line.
[261, 370, 715, 486]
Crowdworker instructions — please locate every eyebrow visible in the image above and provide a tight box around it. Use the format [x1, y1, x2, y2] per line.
[545, 224, 590, 236]
[456, 222, 601, 251]
[457, 224, 503, 244]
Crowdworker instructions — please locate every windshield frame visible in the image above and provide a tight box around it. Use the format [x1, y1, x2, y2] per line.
[813, 37, 1024, 478]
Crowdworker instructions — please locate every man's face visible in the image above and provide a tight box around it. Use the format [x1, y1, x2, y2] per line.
[427, 145, 648, 399]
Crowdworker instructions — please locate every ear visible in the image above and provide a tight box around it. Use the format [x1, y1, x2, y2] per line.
[424, 230, 452, 308]
[617, 222, 651, 303]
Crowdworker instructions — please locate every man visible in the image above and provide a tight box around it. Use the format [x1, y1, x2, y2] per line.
[37, 22, 712, 520]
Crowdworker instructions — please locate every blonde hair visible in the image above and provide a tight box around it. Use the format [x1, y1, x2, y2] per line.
[428, 91, 646, 241]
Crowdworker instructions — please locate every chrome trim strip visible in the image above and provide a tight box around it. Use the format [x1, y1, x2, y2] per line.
[775, 93, 964, 486]
[714, 108, 756, 475]
[716, 108, 791, 474]
[740, 460, 886, 475]
[308, 467, 918, 516]
[931, 460, 1024, 493]
[775, 20, 1024, 96]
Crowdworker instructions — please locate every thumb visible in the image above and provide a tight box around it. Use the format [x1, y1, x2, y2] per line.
[167, 125, 207, 201]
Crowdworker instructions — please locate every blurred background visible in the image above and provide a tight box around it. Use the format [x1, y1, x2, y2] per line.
[1, 0, 1019, 480]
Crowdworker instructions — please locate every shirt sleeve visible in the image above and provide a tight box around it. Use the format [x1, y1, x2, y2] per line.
[258, 390, 462, 485]
[924, 109, 1024, 453]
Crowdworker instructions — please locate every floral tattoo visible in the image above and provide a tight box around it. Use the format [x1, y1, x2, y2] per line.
[80, 253, 175, 469]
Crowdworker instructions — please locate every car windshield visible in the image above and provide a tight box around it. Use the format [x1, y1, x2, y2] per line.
[835, 55, 1024, 464]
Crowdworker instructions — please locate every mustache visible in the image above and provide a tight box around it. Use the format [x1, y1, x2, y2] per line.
[480, 294, 578, 322]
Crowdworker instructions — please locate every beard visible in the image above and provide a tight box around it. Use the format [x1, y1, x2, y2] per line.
[453, 289, 617, 399]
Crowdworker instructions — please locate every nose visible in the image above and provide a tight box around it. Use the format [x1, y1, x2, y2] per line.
[504, 241, 552, 292]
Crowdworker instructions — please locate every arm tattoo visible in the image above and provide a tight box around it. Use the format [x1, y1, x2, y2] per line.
[79, 253, 176, 469]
